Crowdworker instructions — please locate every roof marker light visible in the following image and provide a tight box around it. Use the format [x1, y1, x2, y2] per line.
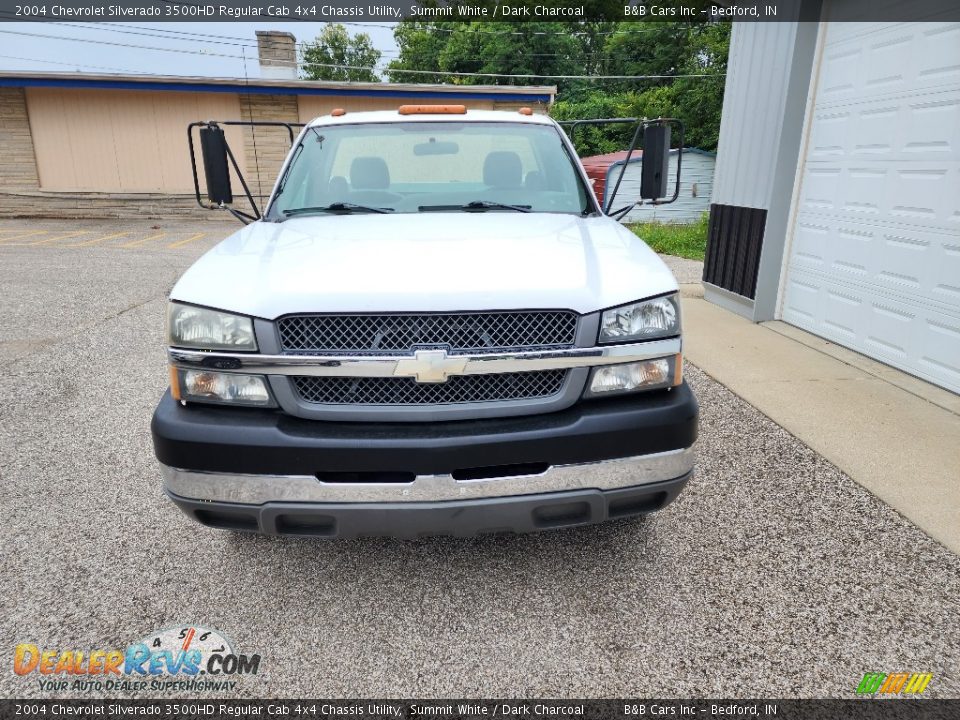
[518, 107, 533, 115]
[331, 108, 346, 116]
[398, 104, 467, 115]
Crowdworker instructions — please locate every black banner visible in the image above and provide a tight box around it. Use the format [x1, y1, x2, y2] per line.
[3, 700, 960, 720]
[1, 0, 959, 24]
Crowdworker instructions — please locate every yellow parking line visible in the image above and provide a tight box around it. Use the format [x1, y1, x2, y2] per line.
[167, 232, 206, 249]
[21, 230, 91, 246]
[70, 231, 130, 247]
[0, 230, 49, 243]
[120, 232, 167, 249]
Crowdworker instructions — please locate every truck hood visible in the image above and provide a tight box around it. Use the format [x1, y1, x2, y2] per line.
[170, 213, 679, 318]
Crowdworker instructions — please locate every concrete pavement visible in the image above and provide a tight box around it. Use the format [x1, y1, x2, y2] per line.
[680, 292, 960, 555]
[2, 223, 959, 698]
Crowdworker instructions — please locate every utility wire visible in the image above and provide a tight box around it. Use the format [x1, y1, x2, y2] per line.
[0, 53, 154, 74]
[0, 28, 724, 82]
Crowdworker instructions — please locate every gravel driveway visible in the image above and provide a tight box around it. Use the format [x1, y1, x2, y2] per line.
[1, 221, 958, 699]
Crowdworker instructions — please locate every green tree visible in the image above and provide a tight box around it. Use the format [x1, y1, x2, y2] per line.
[300, 24, 382, 82]
[388, 18, 731, 152]
[387, 21, 455, 84]
[389, 22, 583, 88]
[621, 22, 731, 150]
[603, 21, 692, 91]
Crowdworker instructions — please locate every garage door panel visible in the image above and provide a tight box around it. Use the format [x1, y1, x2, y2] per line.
[922, 318, 960, 387]
[863, 33, 912, 91]
[800, 167, 842, 211]
[918, 24, 960, 83]
[845, 167, 886, 214]
[822, 287, 866, 340]
[791, 214, 958, 310]
[782, 276, 820, 322]
[831, 226, 872, 278]
[798, 161, 959, 232]
[904, 97, 960, 155]
[816, 23, 960, 105]
[934, 241, 960, 303]
[888, 167, 949, 220]
[785, 20, 960, 395]
[784, 268, 958, 392]
[809, 87, 960, 164]
[865, 302, 915, 358]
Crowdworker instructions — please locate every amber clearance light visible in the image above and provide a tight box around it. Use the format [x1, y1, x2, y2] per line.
[398, 104, 467, 115]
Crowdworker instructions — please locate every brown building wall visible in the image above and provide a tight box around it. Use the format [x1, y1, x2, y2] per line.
[0, 87, 40, 190]
[239, 93, 300, 206]
[26, 87, 247, 193]
[0, 84, 554, 220]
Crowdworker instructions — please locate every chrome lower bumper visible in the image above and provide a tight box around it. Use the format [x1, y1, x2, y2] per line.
[160, 446, 695, 505]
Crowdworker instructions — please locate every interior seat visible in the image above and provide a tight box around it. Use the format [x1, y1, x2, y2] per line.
[350, 157, 390, 190]
[524, 170, 545, 191]
[483, 151, 522, 190]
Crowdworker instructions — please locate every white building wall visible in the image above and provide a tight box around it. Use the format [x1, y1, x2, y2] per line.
[711, 22, 799, 209]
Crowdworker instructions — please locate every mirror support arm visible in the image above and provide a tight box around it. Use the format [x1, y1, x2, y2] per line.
[188, 120, 304, 224]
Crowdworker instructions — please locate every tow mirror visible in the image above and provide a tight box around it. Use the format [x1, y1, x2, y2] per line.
[640, 124, 671, 200]
[188, 120, 301, 225]
[569, 118, 683, 220]
[199, 126, 233, 205]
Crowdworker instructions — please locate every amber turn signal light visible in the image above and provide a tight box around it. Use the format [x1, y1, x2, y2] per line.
[398, 104, 467, 115]
[169, 365, 182, 401]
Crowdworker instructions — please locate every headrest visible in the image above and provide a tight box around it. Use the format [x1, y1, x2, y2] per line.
[483, 151, 522, 188]
[328, 176, 349, 199]
[350, 157, 390, 190]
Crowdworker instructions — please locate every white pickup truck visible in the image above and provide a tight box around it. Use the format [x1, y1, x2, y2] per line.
[151, 106, 698, 538]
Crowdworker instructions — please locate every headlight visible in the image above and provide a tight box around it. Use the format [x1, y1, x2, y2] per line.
[173, 369, 274, 407]
[599, 294, 680, 343]
[585, 355, 680, 397]
[167, 302, 257, 351]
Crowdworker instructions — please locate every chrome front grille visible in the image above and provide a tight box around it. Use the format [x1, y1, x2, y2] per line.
[277, 311, 578, 355]
[292, 371, 568, 406]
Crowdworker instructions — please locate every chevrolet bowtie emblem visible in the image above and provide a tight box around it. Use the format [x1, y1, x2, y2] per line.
[394, 349, 468, 383]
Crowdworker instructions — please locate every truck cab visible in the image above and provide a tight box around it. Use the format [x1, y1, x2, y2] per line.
[152, 106, 698, 538]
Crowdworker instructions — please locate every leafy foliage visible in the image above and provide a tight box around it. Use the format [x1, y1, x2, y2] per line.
[389, 21, 583, 86]
[300, 24, 382, 82]
[389, 19, 731, 153]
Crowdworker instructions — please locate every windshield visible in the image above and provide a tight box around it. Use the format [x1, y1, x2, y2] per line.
[267, 121, 591, 218]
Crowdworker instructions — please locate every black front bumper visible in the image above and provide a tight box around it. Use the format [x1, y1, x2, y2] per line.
[166, 475, 691, 538]
[152, 382, 698, 476]
[152, 382, 698, 537]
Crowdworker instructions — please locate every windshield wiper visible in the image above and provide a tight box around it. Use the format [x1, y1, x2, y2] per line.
[283, 202, 393, 217]
[419, 200, 532, 213]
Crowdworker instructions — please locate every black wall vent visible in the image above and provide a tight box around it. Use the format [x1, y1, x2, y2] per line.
[702, 203, 767, 300]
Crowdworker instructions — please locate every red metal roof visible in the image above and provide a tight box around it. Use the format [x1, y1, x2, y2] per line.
[580, 150, 640, 205]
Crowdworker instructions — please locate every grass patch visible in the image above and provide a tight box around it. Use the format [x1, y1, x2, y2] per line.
[627, 212, 709, 262]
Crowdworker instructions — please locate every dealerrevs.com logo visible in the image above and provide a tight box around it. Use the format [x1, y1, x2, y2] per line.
[13, 626, 262, 693]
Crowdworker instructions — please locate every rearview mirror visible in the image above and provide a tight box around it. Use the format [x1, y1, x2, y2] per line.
[640, 124, 671, 200]
[199, 126, 233, 204]
[414, 139, 459, 156]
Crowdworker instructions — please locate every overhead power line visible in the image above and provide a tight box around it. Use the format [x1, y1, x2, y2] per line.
[0, 53, 153, 74]
[0, 28, 724, 83]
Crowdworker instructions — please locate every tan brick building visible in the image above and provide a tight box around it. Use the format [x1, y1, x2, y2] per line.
[0, 31, 554, 219]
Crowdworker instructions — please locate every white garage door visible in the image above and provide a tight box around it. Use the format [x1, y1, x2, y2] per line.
[781, 22, 960, 394]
